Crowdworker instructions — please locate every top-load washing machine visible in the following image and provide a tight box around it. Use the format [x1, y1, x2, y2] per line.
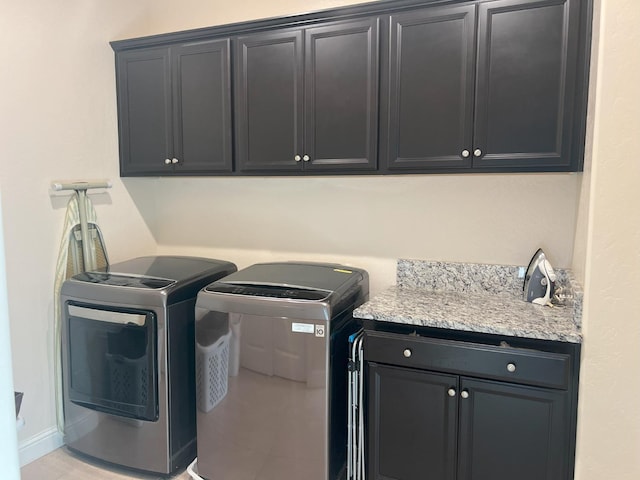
[60, 256, 237, 475]
[194, 261, 369, 480]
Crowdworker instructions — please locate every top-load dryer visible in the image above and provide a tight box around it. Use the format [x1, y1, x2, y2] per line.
[194, 261, 369, 480]
[60, 256, 237, 475]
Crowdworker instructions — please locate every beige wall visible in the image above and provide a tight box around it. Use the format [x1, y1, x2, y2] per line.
[2, 0, 638, 478]
[572, 1, 640, 478]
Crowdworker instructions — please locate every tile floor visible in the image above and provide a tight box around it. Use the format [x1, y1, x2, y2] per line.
[20, 448, 193, 480]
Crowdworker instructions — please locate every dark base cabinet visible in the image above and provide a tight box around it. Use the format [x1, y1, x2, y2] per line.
[363, 327, 580, 480]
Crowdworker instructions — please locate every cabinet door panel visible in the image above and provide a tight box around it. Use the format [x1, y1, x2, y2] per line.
[382, 5, 475, 170]
[458, 378, 569, 480]
[304, 18, 379, 171]
[172, 40, 232, 173]
[367, 363, 457, 480]
[474, 0, 580, 169]
[116, 48, 172, 175]
[235, 30, 303, 172]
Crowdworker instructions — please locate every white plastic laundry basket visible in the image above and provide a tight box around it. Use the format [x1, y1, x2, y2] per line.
[196, 329, 231, 413]
[187, 458, 204, 480]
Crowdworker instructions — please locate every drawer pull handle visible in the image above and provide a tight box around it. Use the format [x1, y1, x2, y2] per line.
[460, 390, 469, 399]
[507, 363, 517, 373]
[403, 348, 412, 358]
[447, 388, 456, 397]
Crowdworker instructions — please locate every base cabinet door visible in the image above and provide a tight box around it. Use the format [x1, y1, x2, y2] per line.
[457, 378, 570, 480]
[367, 363, 458, 480]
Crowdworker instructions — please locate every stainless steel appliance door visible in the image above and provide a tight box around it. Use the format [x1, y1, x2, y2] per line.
[66, 302, 158, 421]
[196, 311, 329, 480]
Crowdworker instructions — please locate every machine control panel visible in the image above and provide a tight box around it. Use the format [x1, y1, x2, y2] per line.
[205, 283, 330, 301]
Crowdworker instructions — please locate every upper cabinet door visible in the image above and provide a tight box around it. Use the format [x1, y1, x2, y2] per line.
[116, 47, 172, 176]
[171, 40, 233, 174]
[382, 5, 476, 171]
[235, 30, 304, 173]
[303, 18, 379, 172]
[473, 0, 581, 170]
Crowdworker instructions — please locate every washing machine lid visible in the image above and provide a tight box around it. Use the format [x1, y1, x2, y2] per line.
[199, 262, 368, 320]
[205, 262, 363, 295]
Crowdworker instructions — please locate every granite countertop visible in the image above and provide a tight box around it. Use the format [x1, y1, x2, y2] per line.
[353, 259, 583, 343]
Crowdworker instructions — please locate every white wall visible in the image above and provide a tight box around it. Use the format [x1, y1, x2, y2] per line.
[2, 1, 638, 479]
[150, 173, 581, 295]
[572, 1, 640, 478]
[0, 192, 20, 480]
[0, 0, 158, 461]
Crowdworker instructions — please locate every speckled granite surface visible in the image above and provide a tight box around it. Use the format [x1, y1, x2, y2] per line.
[354, 259, 583, 343]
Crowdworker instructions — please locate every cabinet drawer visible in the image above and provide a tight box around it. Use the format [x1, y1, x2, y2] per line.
[363, 330, 571, 389]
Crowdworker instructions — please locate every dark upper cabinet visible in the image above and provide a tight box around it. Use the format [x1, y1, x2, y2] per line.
[115, 39, 232, 176]
[235, 18, 379, 174]
[112, 0, 591, 176]
[116, 47, 172, 175]
[382, 0, 586, 173]
[381, 5, 476, 170]
[234, 30, 303, 173]
[473, 0, 581, 170]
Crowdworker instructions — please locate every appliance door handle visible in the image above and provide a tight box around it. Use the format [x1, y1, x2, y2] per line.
[68, 305, 146, 326]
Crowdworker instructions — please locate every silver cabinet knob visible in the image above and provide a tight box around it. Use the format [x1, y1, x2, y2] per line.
[294, 155, 301, 162]
[448, 388, 456, 397]
[507, 363, 516, 373]
[302, 154, 310, 162]
[403, 348, 412, 358]
[164, 159, 172, 165]
[473, 149, 482, 157]
[171, 158, 179, 164]
[461, 390, 469, 399]
[461, 149, 470, 158]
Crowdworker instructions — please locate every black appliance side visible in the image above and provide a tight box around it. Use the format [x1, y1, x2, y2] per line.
[329, 305, 366, 480]
[166, 297, 198, 472]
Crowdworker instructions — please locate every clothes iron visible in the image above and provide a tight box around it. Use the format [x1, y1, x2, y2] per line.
[523, 248, 557, 305]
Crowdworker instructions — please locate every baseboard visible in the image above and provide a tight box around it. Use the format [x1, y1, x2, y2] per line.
[18, 427, 64, 466]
